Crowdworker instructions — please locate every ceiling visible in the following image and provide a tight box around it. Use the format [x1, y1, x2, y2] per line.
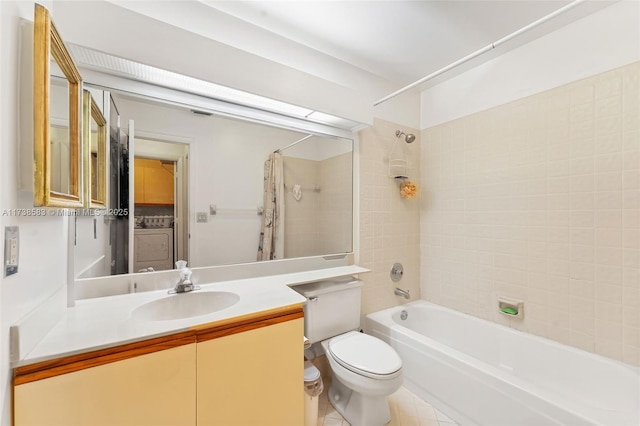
[197, 0, 614, 86]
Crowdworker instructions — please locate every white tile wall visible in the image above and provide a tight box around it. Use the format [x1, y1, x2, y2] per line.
[284, 153, 352, 258]
[284, 157, 321, 258]
[358, 118, 421, 316]
[420, 62, 640, 366]
[319, 152, 353, 254]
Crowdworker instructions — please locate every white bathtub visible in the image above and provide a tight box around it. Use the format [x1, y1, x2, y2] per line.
[366, 300, 639, 426]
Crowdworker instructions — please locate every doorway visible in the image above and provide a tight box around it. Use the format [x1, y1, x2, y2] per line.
[132, 138, 189, 272]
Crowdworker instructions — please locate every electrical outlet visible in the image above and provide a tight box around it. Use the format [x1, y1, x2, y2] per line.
[4, 226, 19, 277]
[196, 212, 208, 223]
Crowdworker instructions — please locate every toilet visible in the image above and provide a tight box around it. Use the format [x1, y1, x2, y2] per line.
[293, 278, 403, 426]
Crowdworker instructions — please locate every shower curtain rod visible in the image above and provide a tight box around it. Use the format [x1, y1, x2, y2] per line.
[374, 0, 586, 107]
[274, 134, 313, 153]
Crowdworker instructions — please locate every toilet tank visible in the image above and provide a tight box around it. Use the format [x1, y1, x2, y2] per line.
[292, 277, 363, 343]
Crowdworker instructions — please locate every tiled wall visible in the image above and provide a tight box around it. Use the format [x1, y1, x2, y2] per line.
[420, 62, 640, 365]
[319, 152, 353, 254]
[359, 118, 421, 316]
[284, 157, 320, 258]
[284, 153, 353, 258]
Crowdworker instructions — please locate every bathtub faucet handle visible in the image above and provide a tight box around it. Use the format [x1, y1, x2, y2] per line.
[394, 287, 410, 299]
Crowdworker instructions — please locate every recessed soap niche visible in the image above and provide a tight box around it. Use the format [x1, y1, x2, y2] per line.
[498, 297, 523, 319]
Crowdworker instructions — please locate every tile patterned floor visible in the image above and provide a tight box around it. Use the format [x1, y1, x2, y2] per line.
[317, 386, 460, 426]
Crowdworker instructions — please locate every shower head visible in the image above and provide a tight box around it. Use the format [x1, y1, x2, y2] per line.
[395, 130, 416, 143]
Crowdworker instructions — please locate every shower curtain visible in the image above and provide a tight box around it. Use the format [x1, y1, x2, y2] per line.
[257, 152, 285, 260]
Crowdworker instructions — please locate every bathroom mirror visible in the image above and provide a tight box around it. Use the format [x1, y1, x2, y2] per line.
[74, 87, 354, 279]
[82, 90, 107, 208]
[33, 4, 83, 208]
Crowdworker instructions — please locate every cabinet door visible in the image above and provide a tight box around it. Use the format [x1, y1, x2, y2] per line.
[144, 162, 174, 204]
[134, 160, 146, 204]
[15, 344, 196, 426]
[197, 318, 304, 426]
[133, 158, 174, 205]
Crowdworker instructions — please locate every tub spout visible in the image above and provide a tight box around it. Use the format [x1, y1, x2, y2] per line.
[394, 288, 410, 299]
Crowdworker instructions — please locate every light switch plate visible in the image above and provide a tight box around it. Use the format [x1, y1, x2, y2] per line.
[196, 212, 208, 223]
[4, 226, 19, 277]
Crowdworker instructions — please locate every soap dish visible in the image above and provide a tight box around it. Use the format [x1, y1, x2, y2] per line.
[498, 297, 523, 319]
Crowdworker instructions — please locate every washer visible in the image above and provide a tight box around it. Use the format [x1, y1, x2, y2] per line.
[134, 228, 174, 271]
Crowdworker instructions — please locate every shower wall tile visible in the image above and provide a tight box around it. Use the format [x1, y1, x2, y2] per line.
[319, 152, 353, 254]
[358, 118, 421, 318]
[284, 152, 353, 258]
[283, 157, 320, 258]
[420, 61, 640, 366]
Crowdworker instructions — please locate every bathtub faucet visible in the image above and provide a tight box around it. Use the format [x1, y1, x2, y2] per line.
[394, 287, 410, 299]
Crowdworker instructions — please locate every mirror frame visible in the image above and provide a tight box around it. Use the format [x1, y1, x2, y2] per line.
[83, 90, 107, 208]
[33, 4, 83, 208]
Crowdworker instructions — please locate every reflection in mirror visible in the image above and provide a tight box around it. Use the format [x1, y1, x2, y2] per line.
[133, 139, 187, 274]
[90, 123, 97, 198]
[49, 75, 70, 194]
[281, 139, 353, 259]
[33, 4, 83, 207]
[82, 90, 107, 208]
[74, 88, 353, 279]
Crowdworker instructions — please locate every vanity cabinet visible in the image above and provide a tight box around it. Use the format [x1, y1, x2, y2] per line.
[13, 307, 304, 426]
[134, 158, 175, 205]
[197, 317, 304, 425]
[14, 343, 196, 426]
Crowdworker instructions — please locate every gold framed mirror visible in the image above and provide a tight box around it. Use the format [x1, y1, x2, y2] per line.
[83, 91, 107, 208]
[33, 4, 83, 208]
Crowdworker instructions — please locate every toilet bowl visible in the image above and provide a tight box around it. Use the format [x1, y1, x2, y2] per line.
[321, 331, 403, 426]
[292, 278, 403, 426]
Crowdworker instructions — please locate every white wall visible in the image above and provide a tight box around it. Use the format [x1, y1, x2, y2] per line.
[281, 136, 352, 162]
[0, 1, 69, 424]
[421, 0, 640, 129]
[136, 138, 188, 160]
[50, 0, 421, 129]
[75, 216, 108, 278]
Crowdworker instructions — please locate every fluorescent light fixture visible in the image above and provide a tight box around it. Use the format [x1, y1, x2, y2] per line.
[68, 44, 317, 118]
[305, 111, 360, 129]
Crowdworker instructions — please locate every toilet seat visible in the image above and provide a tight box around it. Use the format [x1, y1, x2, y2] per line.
[327, 331, 402, 379]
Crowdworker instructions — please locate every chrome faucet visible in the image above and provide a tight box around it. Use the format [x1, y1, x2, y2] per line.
[169, 267, 197, 294]
[394, 287, 410, 299]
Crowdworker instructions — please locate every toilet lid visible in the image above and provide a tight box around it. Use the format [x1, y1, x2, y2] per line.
[328, 331, 402, 376]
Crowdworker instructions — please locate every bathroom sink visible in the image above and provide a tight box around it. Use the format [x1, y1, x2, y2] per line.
[132, 291, 240, 321]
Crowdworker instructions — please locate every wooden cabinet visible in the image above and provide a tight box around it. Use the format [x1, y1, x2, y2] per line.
[134, 158, 174, 205]
[197, 317, 304, 426]
[14, 344, 196, 426]
[14, 308, 304, 426]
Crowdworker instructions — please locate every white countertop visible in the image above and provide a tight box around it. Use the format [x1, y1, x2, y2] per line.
[19, 265, 369, 367]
